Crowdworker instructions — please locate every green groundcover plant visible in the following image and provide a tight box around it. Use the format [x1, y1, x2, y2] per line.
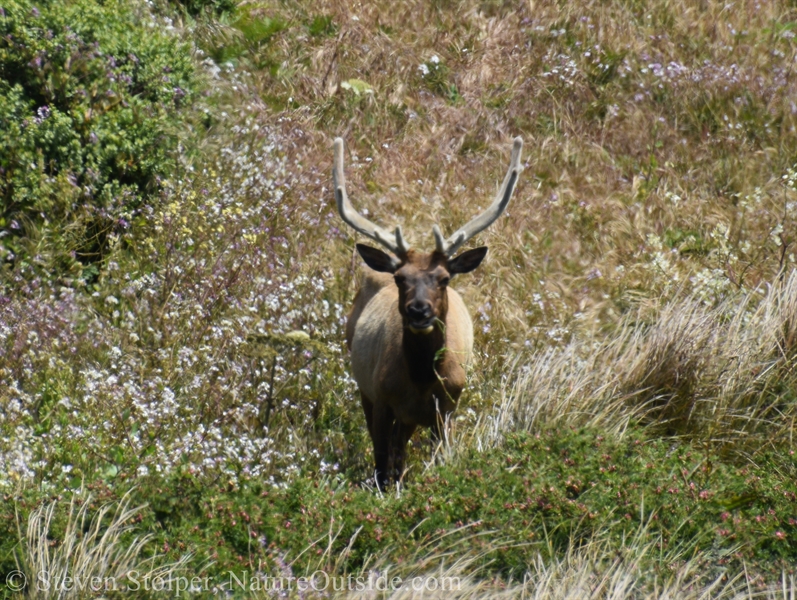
[4, 427, 797, 597]
[0, 0, 198, 275]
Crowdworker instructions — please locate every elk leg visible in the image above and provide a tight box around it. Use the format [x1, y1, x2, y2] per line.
[389, 420, 401, 482]
[394, 422, 417, 485]
[360, 393, 374, 440]
[371, 403, 393, 491]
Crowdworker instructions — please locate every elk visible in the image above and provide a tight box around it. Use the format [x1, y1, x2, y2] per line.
[333, 137, 523, 490]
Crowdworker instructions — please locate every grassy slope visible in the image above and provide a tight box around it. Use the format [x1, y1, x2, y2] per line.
[4, 0, 797, 597]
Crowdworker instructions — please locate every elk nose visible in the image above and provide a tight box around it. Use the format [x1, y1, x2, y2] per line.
[406, 302, 432, 321]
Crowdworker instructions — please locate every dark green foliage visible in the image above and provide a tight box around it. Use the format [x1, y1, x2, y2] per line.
[199, 8, 287, 72]
[0, 497, 19, 599]
[664, 228, 709, 256]
[0, 0, 198, 271]
[234, 13, 287, 45]
[307, 15, 337, 38]
[171, 0, 236, 17]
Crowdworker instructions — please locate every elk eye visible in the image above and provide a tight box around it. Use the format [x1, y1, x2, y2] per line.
[439, 277, 450, 287]
[394, 275, 406, 285]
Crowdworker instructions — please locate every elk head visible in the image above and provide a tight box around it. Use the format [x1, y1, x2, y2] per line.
[333, 136, 523, 334]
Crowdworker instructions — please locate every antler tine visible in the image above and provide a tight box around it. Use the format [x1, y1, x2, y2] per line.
[333, 138, 409, 256]
[435, 137, 523, 256]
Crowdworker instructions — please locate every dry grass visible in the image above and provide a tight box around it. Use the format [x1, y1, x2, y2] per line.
[191, 0, 797, 366]
[241, 523, 795, 599]
[496, 535, 795, 600]
[16, 491, 189, 599]
[14, 490, 797, 599]
[464, 270, 797, 453]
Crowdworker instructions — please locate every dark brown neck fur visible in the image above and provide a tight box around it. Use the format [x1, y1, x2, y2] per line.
[402, 318, 447, 385]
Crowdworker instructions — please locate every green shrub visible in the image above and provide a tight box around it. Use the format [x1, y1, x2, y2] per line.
[0, 0, 199, 273]
[171, 0, 236, 17]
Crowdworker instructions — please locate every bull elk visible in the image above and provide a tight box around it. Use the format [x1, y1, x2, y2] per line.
[333, 137, 523, 490]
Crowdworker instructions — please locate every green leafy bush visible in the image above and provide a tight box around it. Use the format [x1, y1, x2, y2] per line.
[0, 0, 198, 272]
[171, 0, 236, 17]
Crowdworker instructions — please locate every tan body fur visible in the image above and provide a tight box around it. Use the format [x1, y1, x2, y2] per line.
[347, 271, 473, 425]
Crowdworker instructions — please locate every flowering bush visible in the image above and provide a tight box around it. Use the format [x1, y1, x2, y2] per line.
[0, 103, 365, 497]
[0, 0, 198, 272]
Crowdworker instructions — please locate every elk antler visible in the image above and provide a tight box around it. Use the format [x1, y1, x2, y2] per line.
[433, 137, 523, 256]
[333, 138, 409, 256]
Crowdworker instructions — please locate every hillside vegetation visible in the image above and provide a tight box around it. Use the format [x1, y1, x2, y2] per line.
[3, 0, 797, 597]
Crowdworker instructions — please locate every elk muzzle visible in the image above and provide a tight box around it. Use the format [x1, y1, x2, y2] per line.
[405, 297, 436, 334]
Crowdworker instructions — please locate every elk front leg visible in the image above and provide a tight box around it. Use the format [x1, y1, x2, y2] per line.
[371, 403, 393, 491]
[393, 422, 417, 486]
[360, 393, 374, 440]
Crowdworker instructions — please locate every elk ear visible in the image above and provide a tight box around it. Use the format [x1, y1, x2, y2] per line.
[356, 243, 400, 273]
[448, 246, 488, 275]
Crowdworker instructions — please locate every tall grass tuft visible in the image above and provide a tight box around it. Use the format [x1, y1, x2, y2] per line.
[477, 271, 797, 451]
[264, 524, 796, 599]
[17, 490, 189, 599]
